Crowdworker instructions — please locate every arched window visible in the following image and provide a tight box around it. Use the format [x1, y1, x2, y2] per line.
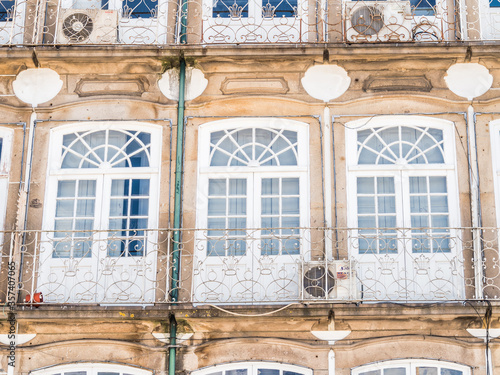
[352, 359, 470, 375]
[30, 363, 152, 375]
[192, 362, 312, 375]
[194, 118, 309, 303]
[345, 116, 462, 301]
[40, 123, 162, 303]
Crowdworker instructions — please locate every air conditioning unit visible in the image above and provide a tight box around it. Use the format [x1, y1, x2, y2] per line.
[302, 260, 360, 300]
[57, 9, 118, 44]
[345, 1, 412, 42]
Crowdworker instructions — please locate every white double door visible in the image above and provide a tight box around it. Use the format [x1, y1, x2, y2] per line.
[40, 172, 158, 303]
[194, 170, 307, 303]
[349, 169, 463, 301]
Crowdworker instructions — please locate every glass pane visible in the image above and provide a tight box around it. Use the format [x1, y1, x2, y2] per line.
[123, 0, 157, 18]
[377, 177, 395, 194]
[277, 148, 297, 166]
[258, 370, 279, 375]
[359, 371, 381, 375]
[379, 215, 396, 228]
[129, 218, 147, 230]
[229, 179, 247, 195]
[411, 215, 429, 227]
[0, 1, 14, 21]
[432, 215, 449, 227]
[384, 369, 406, 375]
[263, 0, 297, 17]
[75, 219, 93, 232]
[76, 200, 95, 216]
[430, 196, 448, 213]
[378, 196, 396, 214]
[111, 179, 130, 196]
[110, 199, 129, 216]
[262, 216, 279, 228]
[132, 179, 150, 195]
[429, 176, 447, 193]
[262, 178, 279, 195]
[440, 369, 462, 375]
[226, 370, 248, 375]
[130, 199, 149, 216]
[54, 219, 73, 232]
[282, 216, 299, 227]
[417, 368, 437, 375]
[57, 181, 76, 197]
[78, 180, 96, 197]
[56, 200, 74, 217]
[207, 238, 225, 256]
[282, 197, 299, 214]
[358, 197, 375, 214]
[229, 198, 246, 215]
[209, 179, 226, 196]
[358, 216, 376, 228]
[411, 196, 429, 213]
[282, 178, 299, 194]
[228, 217, 246, 232]
[208, 198, 226, 216]
[109, 218, 127, 230]
[262, 197, 279, 215]
[208, 218, 226, 229]
[357, 177, 374, 194]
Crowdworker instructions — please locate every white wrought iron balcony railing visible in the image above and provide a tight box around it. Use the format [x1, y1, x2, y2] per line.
[0, 227, 498, 305]
[1, 0, 500, 45]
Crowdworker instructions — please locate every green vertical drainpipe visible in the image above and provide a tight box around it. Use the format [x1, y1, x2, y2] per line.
[169, 0, 188, 369]
[169, 31, 187, 375]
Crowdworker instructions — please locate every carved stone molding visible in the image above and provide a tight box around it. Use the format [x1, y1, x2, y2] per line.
[363, 75, 432, 93]
[75, 76, 148, 97]
[220, 77, 289, 95]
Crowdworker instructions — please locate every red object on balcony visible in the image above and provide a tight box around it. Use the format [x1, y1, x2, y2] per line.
[25, 292, 43, 307]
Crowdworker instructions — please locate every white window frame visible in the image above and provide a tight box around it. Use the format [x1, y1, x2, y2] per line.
[0, 126, 13, 232]
[345, 116, 460, 230]
[351, 359, 471, 375]
[0, 0, 26, 45]
[479, 0, 500, 39]
[30, 362, 152, 375]
[192, 361, 312, 375]
[197, 118, 310, 232]
[193, 118, 310, 303]
[43, 122, 161, 235]
[39, 122, 162, 303]
[201, 0, 308, 43]
[345, 116, 463, 301]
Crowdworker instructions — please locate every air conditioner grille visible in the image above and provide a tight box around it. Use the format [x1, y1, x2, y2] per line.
[351, 5, 384, 36]
[303, 265, 335, 298]
[62, 13, 94, 42]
